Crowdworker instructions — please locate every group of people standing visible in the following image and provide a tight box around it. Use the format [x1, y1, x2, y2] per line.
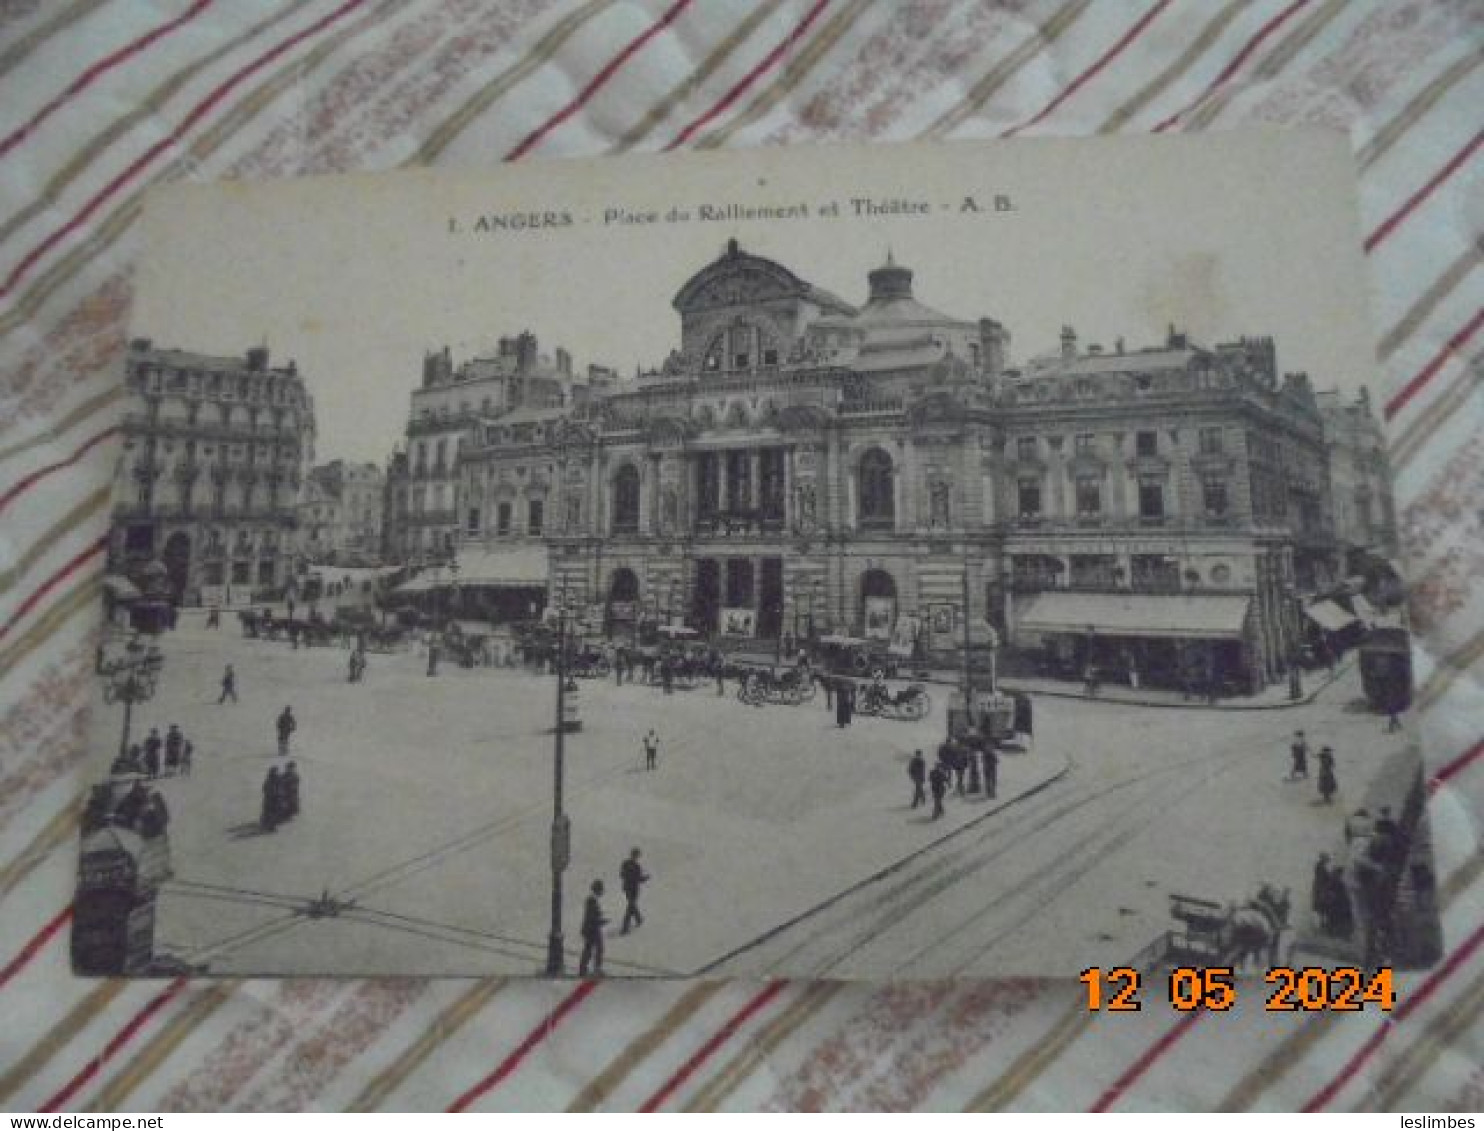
[83, 779, 171, 841]
[111, 723, 193, 780]
[1287, 730, 1340, 804]
[259, 762, 302, 832]
[908, 737, 999, 819]
[578, 847, 651, 977]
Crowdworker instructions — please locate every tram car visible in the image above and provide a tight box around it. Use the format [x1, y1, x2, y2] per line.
[1358, 624, 1413, 714]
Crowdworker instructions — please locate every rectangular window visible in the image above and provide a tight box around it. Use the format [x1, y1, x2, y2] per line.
[1016, 437, 1037, 462]
[759, 448, 786, 522]
[696, 453, 720, 523]
[1075, 474, 1102, 516]
[1202, 476, 1229, 516]
[1069, 554, 1118, 589]
[1136, 430, 1158, 457]
[466, 507, 480, 535]
[1075, 433, 1096, 454]
[528, 498, 544, 535]
[1017, 477, 1041, 518]
[1199, 426, 1224, 455]
[497, 502, 512, 535]
[763, 349, 778, 366]
[1139, 478, 1165, 521]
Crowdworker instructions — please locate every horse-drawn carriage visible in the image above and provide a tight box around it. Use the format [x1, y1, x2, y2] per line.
[1155, 886, 1291, 970]
[855, 678, 931, 721]
[736, 665, 817, 706]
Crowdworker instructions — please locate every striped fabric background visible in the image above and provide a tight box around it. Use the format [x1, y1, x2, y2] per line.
[1, 0, 1481, 1112]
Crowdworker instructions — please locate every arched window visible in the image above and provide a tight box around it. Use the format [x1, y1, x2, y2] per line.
[612, 464, 641, 532]
[857, 448, 895, 527]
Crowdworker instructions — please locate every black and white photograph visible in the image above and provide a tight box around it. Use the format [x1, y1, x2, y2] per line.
[73, 131, 1441, 980]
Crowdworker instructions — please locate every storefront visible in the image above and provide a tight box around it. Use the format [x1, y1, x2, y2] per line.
[1012, 591, 1258, 695]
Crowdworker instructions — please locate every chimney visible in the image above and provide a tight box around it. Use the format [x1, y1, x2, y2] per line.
[978, 318, 1007, 379]
[1060, 325, 1077, 359]
[516, 331, 537, 372]
[246, 345, 269, 371]
[556, 347, 572, 376]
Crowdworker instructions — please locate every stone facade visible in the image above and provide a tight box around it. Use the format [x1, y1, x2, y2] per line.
[301, 459, 384, 565]
[110, 339, 315, 601]
[1317, 387, 1398, 565]
[451, 241, 1366, 691]
[392, 332, 608, 564]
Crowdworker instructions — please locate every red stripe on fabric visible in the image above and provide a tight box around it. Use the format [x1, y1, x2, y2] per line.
[0, 426, 118, 517]
[446, 980, 598, 1112]
[505, 0, 693, 161]
[1303, 920, 1484, 1111]
[1384, 306, 1484, 421]
[664, 0, 831, 151]
[0, 906, 72, 990]
[639, 982, 788, 1112]
[41, 978, 189, 1112]
[0, 0, 214, 163]
[0, 0, 369, 301]
[1430, 736, 1484, 793]
[1002, 0, 1173, 138]
[1153, 0, 1311, 132]
[0, 535, 106, 646]
[1089, 1012, 1204, 1112]
[1366, 125, 1484, 254]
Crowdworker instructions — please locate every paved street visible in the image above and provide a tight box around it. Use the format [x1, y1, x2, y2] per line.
[88, 613, 1419, 978]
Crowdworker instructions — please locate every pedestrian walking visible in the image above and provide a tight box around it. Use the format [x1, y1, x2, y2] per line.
[579, 879, 607, 976]
[643, 730, 658, 771]
[276, 706, 297, 756]
[143, 728, 162, 778]
[983, 746, 999, 799]
[950, 744, 967, 796]
[1311, 853, 1334, 932]
[426, 641, 439, 677]
[282, 762, 301, 821]
[908, 750, 927, 809]
[165, 724, 183, 773]
[206, 607, 220, 629]
[1327, 862, 1354, 939]
[1317, 746, 1338, 804]
[218, 664, 238, 704]
[929, 762, 949, 819]
[834, 679, 850, 728]
[820, 674, 834, 710]
[261, 767, 283, 832]
[1288, 730, 1309, 780]
[179, 740, 193, 777]
[619, 848, 649, 934]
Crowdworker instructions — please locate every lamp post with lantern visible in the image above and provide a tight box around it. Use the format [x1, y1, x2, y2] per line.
[100, 636, 165, 763]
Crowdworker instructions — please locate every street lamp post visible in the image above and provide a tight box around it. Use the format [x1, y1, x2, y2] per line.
[545, 588, 573, 976]
[101, 637, 165, 761]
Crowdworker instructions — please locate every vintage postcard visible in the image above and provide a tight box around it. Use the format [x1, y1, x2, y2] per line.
[75, 131, 1440, 980]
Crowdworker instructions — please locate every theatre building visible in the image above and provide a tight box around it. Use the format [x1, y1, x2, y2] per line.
[458, 240, 1348, 694]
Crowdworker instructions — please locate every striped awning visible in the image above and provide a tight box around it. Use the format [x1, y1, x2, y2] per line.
[1016, 592, 1252, 640]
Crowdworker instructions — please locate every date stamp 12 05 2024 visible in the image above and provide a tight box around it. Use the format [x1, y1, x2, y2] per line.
[1080, 967, 1396, 1012]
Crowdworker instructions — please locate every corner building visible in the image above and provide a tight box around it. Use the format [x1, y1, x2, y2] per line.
[465, 241, 1351, 693]
[110, 339, 315, 601]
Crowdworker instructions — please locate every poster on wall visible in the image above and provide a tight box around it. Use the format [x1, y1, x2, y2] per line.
[863, 596, 895, 641]
[930, 604, 955, 640]
[720, 608, 756, 637]
[888, 613, 920, 658]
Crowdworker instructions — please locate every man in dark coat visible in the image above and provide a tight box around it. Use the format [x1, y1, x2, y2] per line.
[1289, 730, 1309, 780]
[218, 665, 238, 704]
[982, 745, 999, 799]
[261, 767, 282, 832]
[908, 750, 927, 809]
[643, 730, 659, 771]
[1317, 746, 1338, 804]
[143, 728, 163, 777]
[282, 762, 301, 821]
[929, 762, 949, 819]
[164, 725, 184, 774]
[276, 706, 296, 756]
[619, 848, 649, 934]
[579, 879, 607, 977]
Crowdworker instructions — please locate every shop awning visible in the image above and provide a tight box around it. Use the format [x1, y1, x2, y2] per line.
[1016, 592, 1252, 640]
[453, 546, 547, 587]
[1304, 599, 1359, 634]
